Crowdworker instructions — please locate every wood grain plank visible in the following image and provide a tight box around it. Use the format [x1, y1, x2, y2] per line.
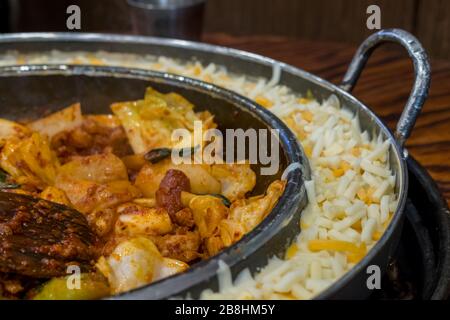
[416, 0, 450, 59]
[9, 0, 449, 58]
[204, 0, 416, 43]
[204, 34, 450, 206]
[10, 0, 132, 33]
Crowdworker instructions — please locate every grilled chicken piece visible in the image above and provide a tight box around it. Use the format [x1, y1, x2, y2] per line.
[156, 169, 191, 218]
[0, 192, 98, 278]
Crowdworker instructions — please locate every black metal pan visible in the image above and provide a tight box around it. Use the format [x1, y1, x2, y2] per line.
[0, 28, 431, 299]
[0, 64, 308, 299]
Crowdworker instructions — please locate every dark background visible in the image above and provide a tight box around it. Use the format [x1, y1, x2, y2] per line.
[0, 0, 449, 59]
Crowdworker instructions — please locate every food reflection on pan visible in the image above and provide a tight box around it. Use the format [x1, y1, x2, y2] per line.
[0, 87, 285, 299]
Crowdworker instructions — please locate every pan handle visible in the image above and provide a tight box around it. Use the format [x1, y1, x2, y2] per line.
[340, 29, 431, 150]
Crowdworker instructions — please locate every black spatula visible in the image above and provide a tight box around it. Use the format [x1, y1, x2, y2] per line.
[0, 192, 98, 278]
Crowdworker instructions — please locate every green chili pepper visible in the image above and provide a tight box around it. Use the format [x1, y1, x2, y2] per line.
[32, 273, 110, 300]
[144, 145, 199, 164]
[209, 193, 232, 207]
[0, 169, 20, 189]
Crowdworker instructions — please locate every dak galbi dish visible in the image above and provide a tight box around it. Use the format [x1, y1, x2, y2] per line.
[0, 87, 285, 299]
[0, 50, 401, 299]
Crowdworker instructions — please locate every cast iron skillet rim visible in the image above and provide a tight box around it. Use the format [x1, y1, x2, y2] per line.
[0, 33, 407, 299]
[0, 63, 308, 299]
[407, 157, 450, 299]
[0, 32, 344, 91]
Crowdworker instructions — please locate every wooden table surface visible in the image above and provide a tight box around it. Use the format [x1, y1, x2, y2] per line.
[204, 34, 450, 206]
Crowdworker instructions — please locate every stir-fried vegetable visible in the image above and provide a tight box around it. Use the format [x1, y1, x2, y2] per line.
[211, 163, 256, 201]
[111, 87, 204, 154]
[0, 119, 30, 141]
[134, 160, 221, 198]
[115, 203, 173, 236]
[32, 273, 110, 300]
[227, 180, 286, 233]
[0, 87, 286, 300]
[27, 103, 83, 140]
[0, 132, 60, 187]
[96, 237, 188, 294]
[57, 153, 128, 184]
[39, 186, 70, 205]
